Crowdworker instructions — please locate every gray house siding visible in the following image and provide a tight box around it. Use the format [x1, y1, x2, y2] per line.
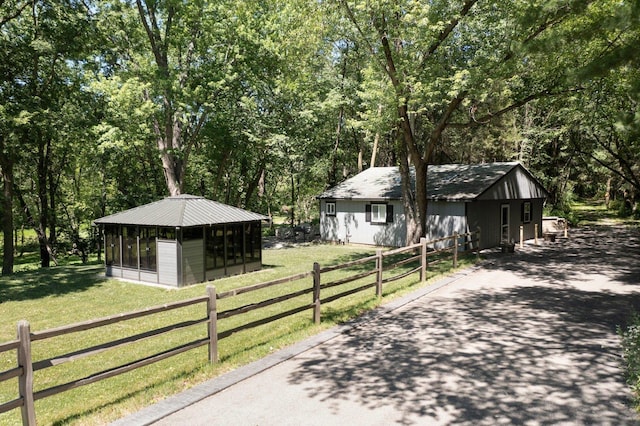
[158, 240, 179, 287]
[478, 167, 547, 201]
[467, 200, 503, 249]
[467, 198, 545, 249]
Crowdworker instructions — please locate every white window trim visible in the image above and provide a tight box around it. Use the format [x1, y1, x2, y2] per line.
[371, 203, 387, 224]
[326, 202, 336, 216]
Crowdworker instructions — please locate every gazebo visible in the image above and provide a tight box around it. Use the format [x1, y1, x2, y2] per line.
[93, 194, 268, 287]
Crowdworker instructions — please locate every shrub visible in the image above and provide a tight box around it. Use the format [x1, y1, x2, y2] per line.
[618, 315, 640, 408]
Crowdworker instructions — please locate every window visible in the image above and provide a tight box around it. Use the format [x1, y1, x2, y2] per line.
[104, 225, 120, 267]
[206, 226, 225, 270]
[245, 222, 262, 263]
[158, 227, 176, 240]
[122, 226, 138, 269]
[182, 227, 203, 241]
[139, 227, 157, 271]
[371, 204, 386, 223]
[326, 202, 336, 216]
[225, 224, 244, 265]
[522, 201, 532, 223]
[366, 203, 393, 224]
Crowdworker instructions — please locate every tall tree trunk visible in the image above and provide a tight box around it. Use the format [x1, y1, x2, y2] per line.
[14, 187, 58, 266]
[290, 170, 296, 227]
[0, 151, 15, 275]
[137, 0, 186, 196]
[244, 159, 266, 209]
[329, 106, 344, 187]
[156, 114, 185, 196]
[37, 135, 51, 267]
[329, 54, 348, 186]
[398, 142, 418, 245]
[370, 105, 383, 168]
[356, 128, 364, 172]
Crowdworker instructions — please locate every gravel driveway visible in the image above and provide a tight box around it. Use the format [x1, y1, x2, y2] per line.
[117, 225, 640, 425]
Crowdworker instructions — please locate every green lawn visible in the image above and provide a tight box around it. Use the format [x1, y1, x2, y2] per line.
[0, 242, 476, 425]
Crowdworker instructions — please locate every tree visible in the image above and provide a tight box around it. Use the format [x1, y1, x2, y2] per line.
[339, 0, 629, 244]
[1, 0, 95, 270]
[0, 0, 33, 274]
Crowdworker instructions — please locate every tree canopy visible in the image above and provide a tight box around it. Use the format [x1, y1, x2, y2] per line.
[1, 0, 638, 271]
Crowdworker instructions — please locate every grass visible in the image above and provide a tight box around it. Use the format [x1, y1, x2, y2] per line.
[0, 241, 477, 425]
[570, 199, 640, 228]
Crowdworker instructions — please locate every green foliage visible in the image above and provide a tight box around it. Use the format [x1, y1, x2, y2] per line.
[2, 0, 640, 271]
[619, 315, 640, 409]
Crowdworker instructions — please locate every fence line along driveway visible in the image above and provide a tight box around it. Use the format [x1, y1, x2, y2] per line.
[126, 225, 640, 425]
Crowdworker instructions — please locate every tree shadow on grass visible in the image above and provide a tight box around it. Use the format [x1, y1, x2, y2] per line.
[0, 264, 105, 302]
[287, 226, 640, 425]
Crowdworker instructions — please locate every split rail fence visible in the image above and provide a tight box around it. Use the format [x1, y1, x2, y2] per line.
[0, 229, 480, 425]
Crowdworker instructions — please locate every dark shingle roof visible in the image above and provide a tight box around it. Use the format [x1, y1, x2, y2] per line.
[93, 194, 268, 227]
[318, 162, 545, 201]
[428, 162, 520, 200]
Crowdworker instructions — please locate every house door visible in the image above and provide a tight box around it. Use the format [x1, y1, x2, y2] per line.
[500, 204, 510, 243]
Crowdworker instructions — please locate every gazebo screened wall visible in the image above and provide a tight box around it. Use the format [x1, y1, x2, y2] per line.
[94, 195, 268, 287]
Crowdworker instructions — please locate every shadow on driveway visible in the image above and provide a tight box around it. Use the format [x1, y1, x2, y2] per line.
[287, 225, 640, 424]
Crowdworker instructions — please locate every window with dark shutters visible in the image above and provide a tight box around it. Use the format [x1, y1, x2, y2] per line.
[366, 203, 392, 224]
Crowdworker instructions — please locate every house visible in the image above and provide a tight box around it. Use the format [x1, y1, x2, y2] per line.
[93, 194, 268, 287]
[317, 162, 548, 249]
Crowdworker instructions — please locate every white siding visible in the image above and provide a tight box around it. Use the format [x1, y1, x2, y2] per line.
[140, 271, 158, 283]
[182, 239, 204, 285]
[122, 268, 139, 281]
[320, 199, 405, 246]
[106, 266, 122, 278]
[425, 201, 468, 249]
[158, 240, 178, 287]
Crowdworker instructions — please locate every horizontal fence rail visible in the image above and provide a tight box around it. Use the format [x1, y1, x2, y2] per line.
[0, 229, 480, 425]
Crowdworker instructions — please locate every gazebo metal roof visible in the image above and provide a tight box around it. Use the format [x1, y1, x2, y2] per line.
[93, 194, 268, 227]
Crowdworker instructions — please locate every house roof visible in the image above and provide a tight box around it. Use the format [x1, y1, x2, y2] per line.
[93, 194, 268, 227]
[317, 162, 548, 201]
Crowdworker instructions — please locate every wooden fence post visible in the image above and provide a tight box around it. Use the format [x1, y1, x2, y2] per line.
[376, 249, 383, 297]
[207, 286, 218, 363]
[534, 223, 539, 245]
[17, 320, 35, 426]
[476, 227, 481, 261]
[420, 237, 427, 283]
[519, 225, 524, 249]
[453, 233, 458, 268]
[313, 262, 321, 324]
